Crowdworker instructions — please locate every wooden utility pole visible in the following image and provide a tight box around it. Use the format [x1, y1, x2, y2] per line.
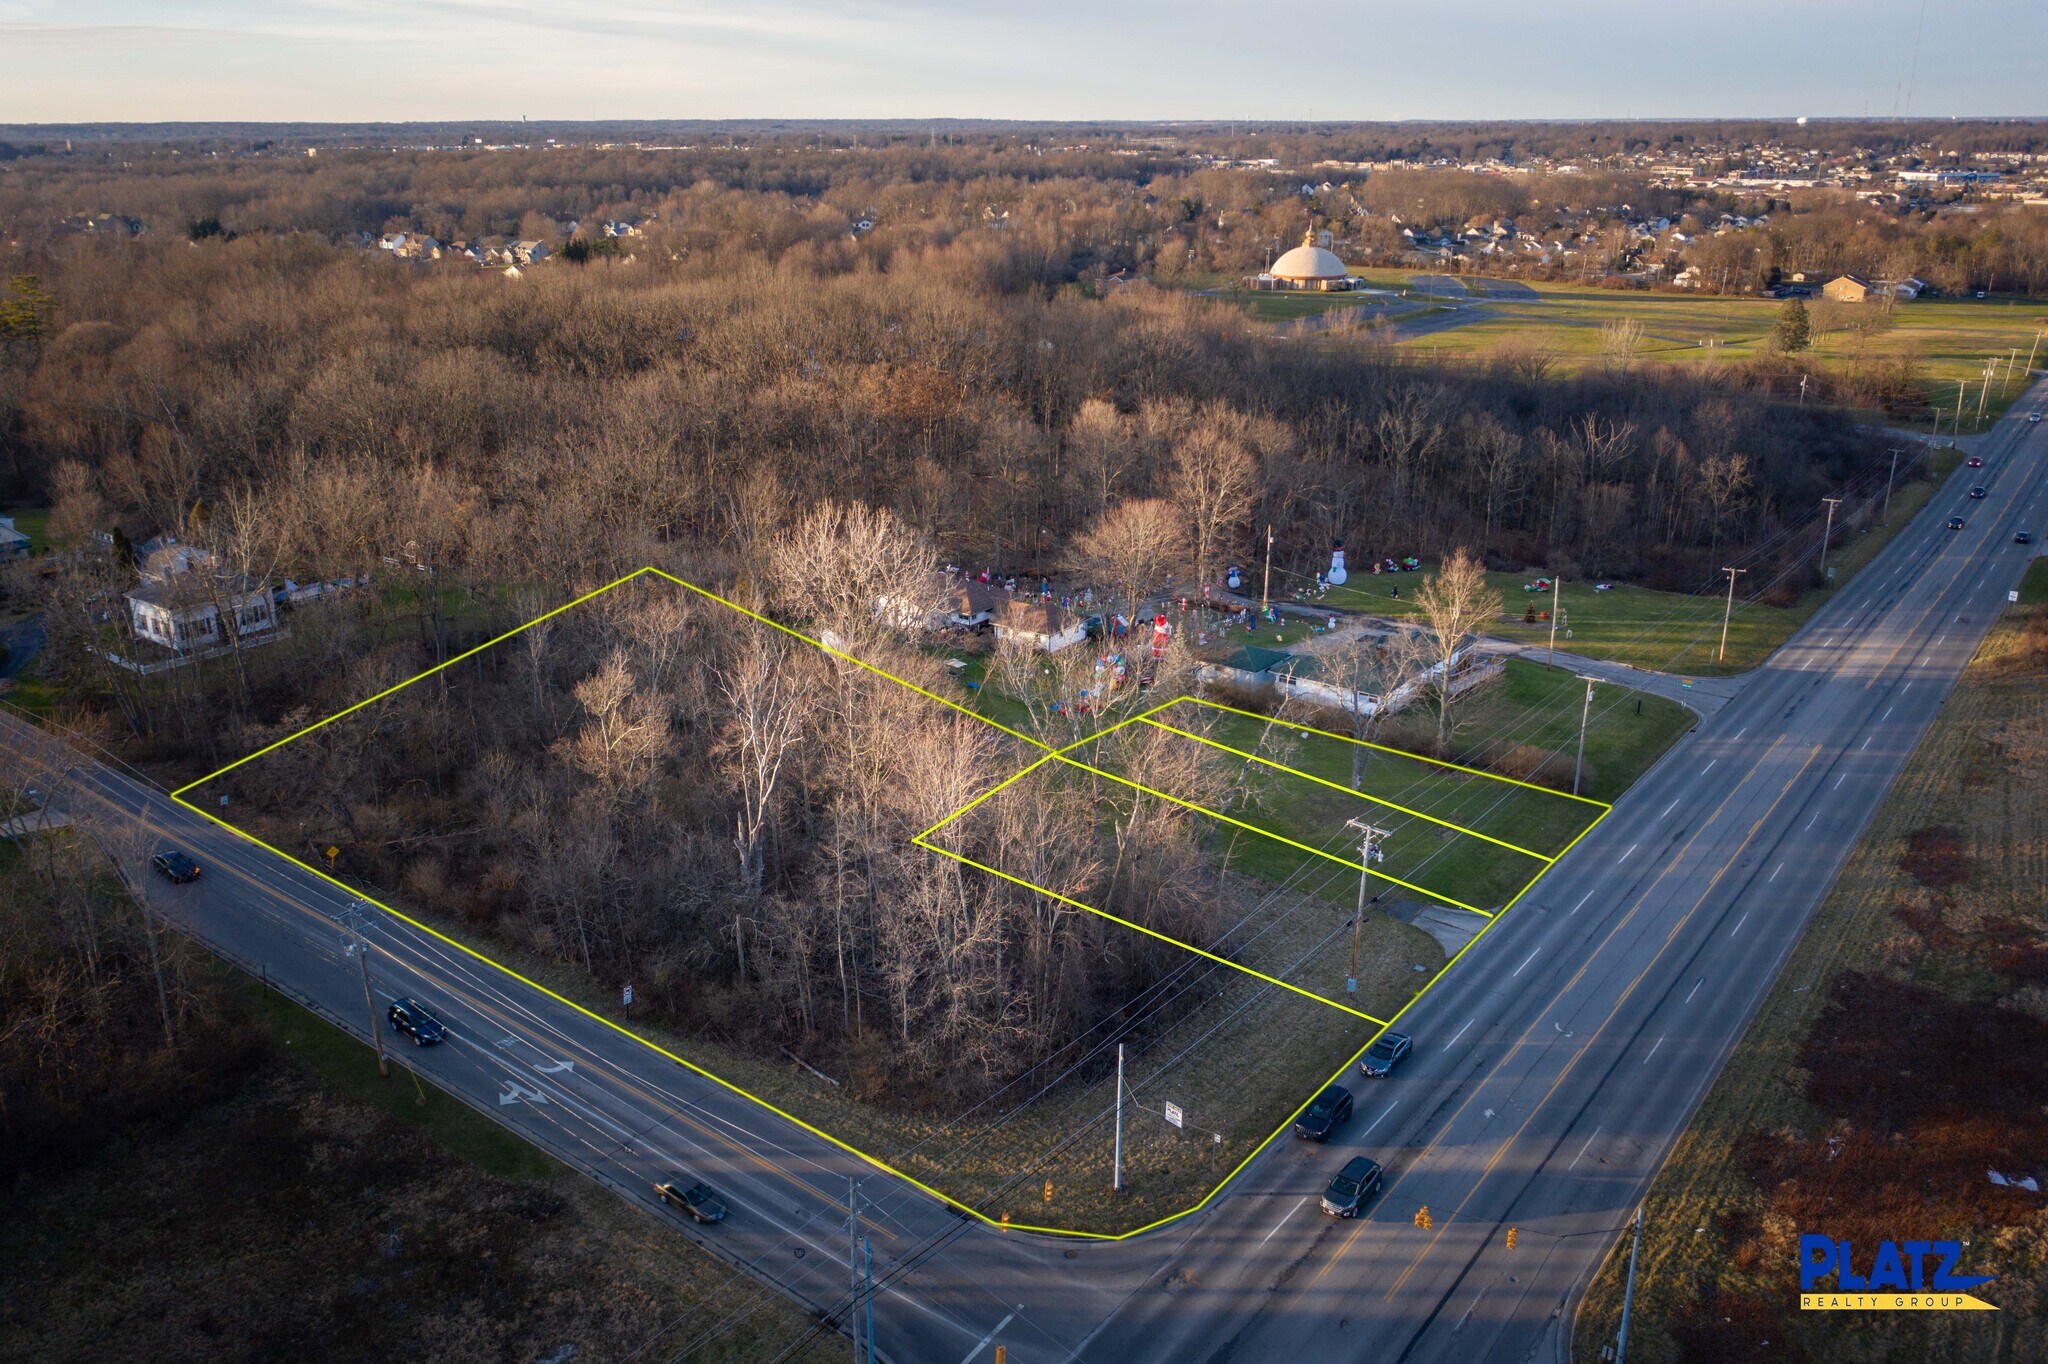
[1547, 574, 1562, 669]
[1717, 567, 1747, 664]
[1113, 1044, 1125, 1192]
[1818, 497, 1844, 586]
[1345, 819, 1390, 984]
[1260, 525, 1274, 614]
[346, 902, 388, 1078]
[1573, 675, 1598, 796]
[1881, 447, 1902, 525]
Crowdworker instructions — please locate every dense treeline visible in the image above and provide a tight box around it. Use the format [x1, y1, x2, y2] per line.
[0, 153, 1883, 597]
[0, 144, 1893, 1099]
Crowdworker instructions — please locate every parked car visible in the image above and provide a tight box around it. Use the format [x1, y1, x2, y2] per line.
[1947, 516, 1967, 531]
[386, 998, 446, 1045]
[656, 1176, 728, 1224]
[2017, 531, 2034, 545]
[1320, 1156, 1384, 1218]
[1294, 1085, 1354, 1142]
[150, 849, 201, 883]
[1969, 486, 1988, 499]
[2030, 412, 2042, 424]
[1967, 456, 1984, 467]
[1361, 1031, 1412, 1077]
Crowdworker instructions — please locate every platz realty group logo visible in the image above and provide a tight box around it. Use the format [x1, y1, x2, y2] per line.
[1799, 1234, 1999, 1311]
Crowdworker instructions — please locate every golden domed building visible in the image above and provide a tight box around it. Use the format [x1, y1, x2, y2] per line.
[1257, 228, 1356, 292]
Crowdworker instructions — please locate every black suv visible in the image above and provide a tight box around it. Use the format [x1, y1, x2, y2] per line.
[655, 1177, 728, 1224]
[1321, 1156, 1384, 1218]
[150, 850, 202, 883]
[1361, 1031, 1412, 1077]
[1294, 1085, 1354, 1142]
[386, 998, 447, 1045]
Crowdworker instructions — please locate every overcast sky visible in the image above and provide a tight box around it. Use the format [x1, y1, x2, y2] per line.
[3, 0, 2043, 124]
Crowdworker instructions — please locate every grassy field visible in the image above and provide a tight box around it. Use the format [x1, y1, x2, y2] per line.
[1572, 557, 2048, 1364]
[1314, 476, 1942, 677]
[1329, 277, 2048, 432]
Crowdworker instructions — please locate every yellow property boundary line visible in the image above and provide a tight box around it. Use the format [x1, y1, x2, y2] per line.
[166, 567, 1611, 1241]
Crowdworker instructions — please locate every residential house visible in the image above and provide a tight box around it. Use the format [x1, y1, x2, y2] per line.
[1672, 265, 1704, 288]
[125, 537, 275, 652]
[512, 240, 551, 265]
[992, 601, 1086, 653]
[0, 515, 29, 561]
[1821, 274, 1873, 303]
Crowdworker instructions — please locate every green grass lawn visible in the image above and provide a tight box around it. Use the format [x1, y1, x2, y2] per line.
[1315, 478, 1938, 677]
[2, 503, 56, 554]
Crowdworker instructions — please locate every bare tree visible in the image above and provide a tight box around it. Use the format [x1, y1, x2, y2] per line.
[1171, 424, 1259, 592]
[1411, 548, 1503, 755]
[1068, 497, 1184, 624]
[717, 637, 814, 913]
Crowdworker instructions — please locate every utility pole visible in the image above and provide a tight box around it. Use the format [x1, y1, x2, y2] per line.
[1573, 674, 1598, 796]
[1881, 447, 1902, 525]
[863, 1235, 876, 1364]
[1955, 380, 1966, 432]
[1547, 574, 1562, 669]
[1261, 525, 1273, 614]
[2027, 328, 2042, 378]
[1978, 361, 1994, 423]
[1113, 1043, 1125, 1193]
[1344, 819, 1390, 986]
[848, 1177, 862, 1364]
[1818, 496, 1843, 586]
[345, 901, 388, 1078]
[2009, 347, 2021, 392]
[1717, 567, 1747, 663]
[1616, 1202, 1646, 1363]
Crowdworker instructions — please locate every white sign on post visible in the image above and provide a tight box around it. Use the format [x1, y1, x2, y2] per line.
[2011, 590, 2021, 604]
[623, 983, 634, 1006]
[1163, 1102, 1184, 1130]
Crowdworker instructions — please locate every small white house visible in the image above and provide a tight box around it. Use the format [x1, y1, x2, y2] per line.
[125, 538, 274, 652]
[993, 601, 1086, 653]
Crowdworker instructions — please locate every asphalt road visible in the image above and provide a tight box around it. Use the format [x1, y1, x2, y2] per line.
[1078, 384, 2048, 1364]
[3, 386, 2042, 1363]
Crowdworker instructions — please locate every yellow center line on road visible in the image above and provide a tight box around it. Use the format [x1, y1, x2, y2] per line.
[1376, 741, 1823, 1303]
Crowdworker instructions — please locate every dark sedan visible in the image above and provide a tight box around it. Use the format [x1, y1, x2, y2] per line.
[1361, 1031, 1412, 1077]
[1321, 1156, 1384, 1218]
[386, 998, 447, 1045]
[656, 1177, 728, 1224]
[150, 849, 202, 883]
[1294, 1085, 1354, 1142]
[1969, 486, 1988, 499]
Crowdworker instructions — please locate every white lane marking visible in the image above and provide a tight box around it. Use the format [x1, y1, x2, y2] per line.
[1447, 1018, 1476, 1048]
[1513, 948, 1541, 978]
[1902, 681, 1912, 693]
[1702, 758, 1719, 773]
[1934, 635, 1946, 649]
[1731, 911, 1750, 939]
[499, 1080, 550, 1106]
[1769, 862, 1784, 882]
[1568, 889, 1595, 917]
[1883, 706, 1895, 722]
[959, 1313, 1015, 1364]
[1660, 799, 1680, 819]
[534, 1059, 575, 1074]
[1258, 1198, 1310, 1250]
[1569, 1126, 1602, 1170]
[1860, 734, 1873, 751]
[1643, 1036, 1664, 1064]
[1806, 809, 1822, 830]
[1835, 773, 1848, 789]
[1686, 978, 1705, 1004]
[1731, 728, 1746, 741]
[1619, 844, 1637, 863]
[1359, 1102, 1399, 1138]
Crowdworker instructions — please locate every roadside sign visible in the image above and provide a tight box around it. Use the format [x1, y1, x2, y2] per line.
[622, 983, 634, 1006]
[2011, 590, 2022, 604]
[1164, 1102, 1184, 1130]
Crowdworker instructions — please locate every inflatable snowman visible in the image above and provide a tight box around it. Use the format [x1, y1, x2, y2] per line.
[1327, 540, 1348, 586]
